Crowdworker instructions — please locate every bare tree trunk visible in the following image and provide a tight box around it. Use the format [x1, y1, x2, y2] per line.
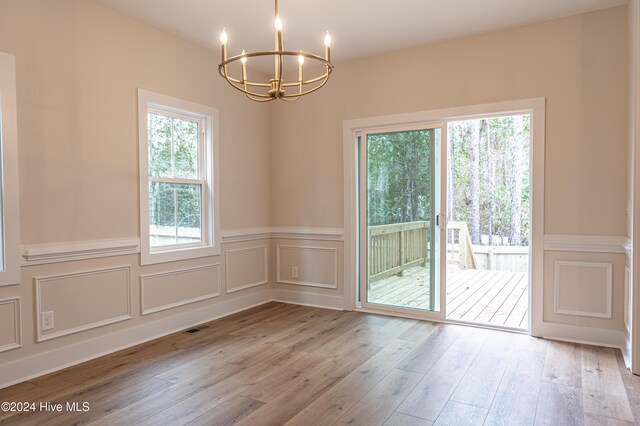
[509, 116, 524, 245]
[469, 120, 481, 245]
[484, 120, 493, 245]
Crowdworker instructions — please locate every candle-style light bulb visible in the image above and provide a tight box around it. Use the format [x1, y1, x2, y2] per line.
[241, 49, 247, 82]
[324, 32, 331, 63]
[274, 15, 283, 31]
[220, 28, 228, 45]
[298, 52, 304, 88]
[324, 32, 332, 47]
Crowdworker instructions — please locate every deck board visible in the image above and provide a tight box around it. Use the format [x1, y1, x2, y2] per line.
[368, 267, 529, 329]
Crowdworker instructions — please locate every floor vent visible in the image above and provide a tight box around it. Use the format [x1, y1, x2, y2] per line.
[184, 328, 200, 334]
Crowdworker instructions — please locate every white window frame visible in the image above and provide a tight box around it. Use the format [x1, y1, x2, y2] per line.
[138, 89, 220, 265]
[0, 52, 21, 286]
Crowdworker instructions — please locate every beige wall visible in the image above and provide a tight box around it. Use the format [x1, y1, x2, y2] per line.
[0, 0, 271, 243]
[0, 0, 273, 382]
[271, 7, 629, 235]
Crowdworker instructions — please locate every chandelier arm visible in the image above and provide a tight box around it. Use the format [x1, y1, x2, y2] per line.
[281, 95, 302, 102]
[246, 92, 275, 102]
[220, 51, 331, 67]
[218, 66, 271, 88]
[277, 52, 284, 96]
[224, 74, 273, 99]
[281, 68, 331, 98]
[281, 68, 332, 88]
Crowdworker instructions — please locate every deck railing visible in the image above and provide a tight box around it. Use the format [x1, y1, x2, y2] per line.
[446, 221, 477, 270]
[369, 220, 477, 281]
[368, 221, 430, 281]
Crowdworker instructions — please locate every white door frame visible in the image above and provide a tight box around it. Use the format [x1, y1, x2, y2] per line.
[343, 98, 546, 334]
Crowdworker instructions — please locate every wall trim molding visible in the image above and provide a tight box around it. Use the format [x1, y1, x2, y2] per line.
[220, 228, 272, 243]
[276, 245, 339, 289]
[271, 227, 344, 241]
[553, 260, 613, 319]
[22, 238, 141, 266]
[35, 265, 132, 342]
[0, 297, 21, 353]
[0, 290, 271, 390]
[225, 246, 269, 293]
[536, 321, 626, 350]
[19, 228, 344, 265]
[222, 227, 344, 243]
[140, 263, 221, 315]
[544, 234, 628, 253]
[272, 289, 345, 310]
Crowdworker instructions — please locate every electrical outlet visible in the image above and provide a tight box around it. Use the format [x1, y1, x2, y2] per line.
[291, 266, 299, 279]
[42, 311, 54, 331]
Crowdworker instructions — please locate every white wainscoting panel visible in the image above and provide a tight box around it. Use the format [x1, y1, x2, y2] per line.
[0, 297, 20, 352]
[36, 266, 132, 342]
[554, 261, 612, 319]
[225, 246, 268, 293]
[276, 245, 338, 289]
[141, 264, 221, 315]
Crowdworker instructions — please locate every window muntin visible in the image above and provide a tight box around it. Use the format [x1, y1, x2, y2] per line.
[147, 108, 206, 250]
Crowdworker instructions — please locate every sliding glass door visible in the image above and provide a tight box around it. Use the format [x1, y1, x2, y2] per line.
[359, 124, 443, 314]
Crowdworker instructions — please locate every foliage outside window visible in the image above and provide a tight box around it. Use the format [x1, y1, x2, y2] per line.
[138, 89, 219, 265]
[366, 115, 530, 247]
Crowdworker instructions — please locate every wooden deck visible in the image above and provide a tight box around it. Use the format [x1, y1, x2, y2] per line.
[368, 267, 529, 329]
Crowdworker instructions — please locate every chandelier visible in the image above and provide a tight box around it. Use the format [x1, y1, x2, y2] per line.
[218, 0, 333, 102]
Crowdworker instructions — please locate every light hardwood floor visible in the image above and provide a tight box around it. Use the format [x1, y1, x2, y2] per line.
[0, 302, 637, 425]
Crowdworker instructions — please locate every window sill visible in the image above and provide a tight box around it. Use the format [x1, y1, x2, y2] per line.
[140, 243, 220, 265]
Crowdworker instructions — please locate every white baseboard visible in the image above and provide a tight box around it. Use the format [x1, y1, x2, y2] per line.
[535, 321, 626, 349]
[0, 290, 271, 390]
[272, 288, 345, 311]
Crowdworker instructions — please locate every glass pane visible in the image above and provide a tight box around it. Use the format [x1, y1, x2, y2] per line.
[148, 113, 172, 177]
[445, 115, 530, 330]
[366, 128, 439, 311]
[176, 183, 202, 243]
[172, 118, 199, 179]
[148, 113, 199, 179]
[149, 182, 202, 247]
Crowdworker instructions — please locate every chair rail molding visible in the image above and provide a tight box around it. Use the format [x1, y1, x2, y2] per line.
[221, 227, 344, 243]
[22, 238, 141, 266]
[544, 234, 629, 253]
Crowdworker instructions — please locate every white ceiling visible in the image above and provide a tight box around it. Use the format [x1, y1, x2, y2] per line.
[95, 0, 627, 70]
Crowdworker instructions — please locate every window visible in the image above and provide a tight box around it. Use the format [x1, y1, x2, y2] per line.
[0, 51, 21, 286]
[138, 89, 220, 264]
